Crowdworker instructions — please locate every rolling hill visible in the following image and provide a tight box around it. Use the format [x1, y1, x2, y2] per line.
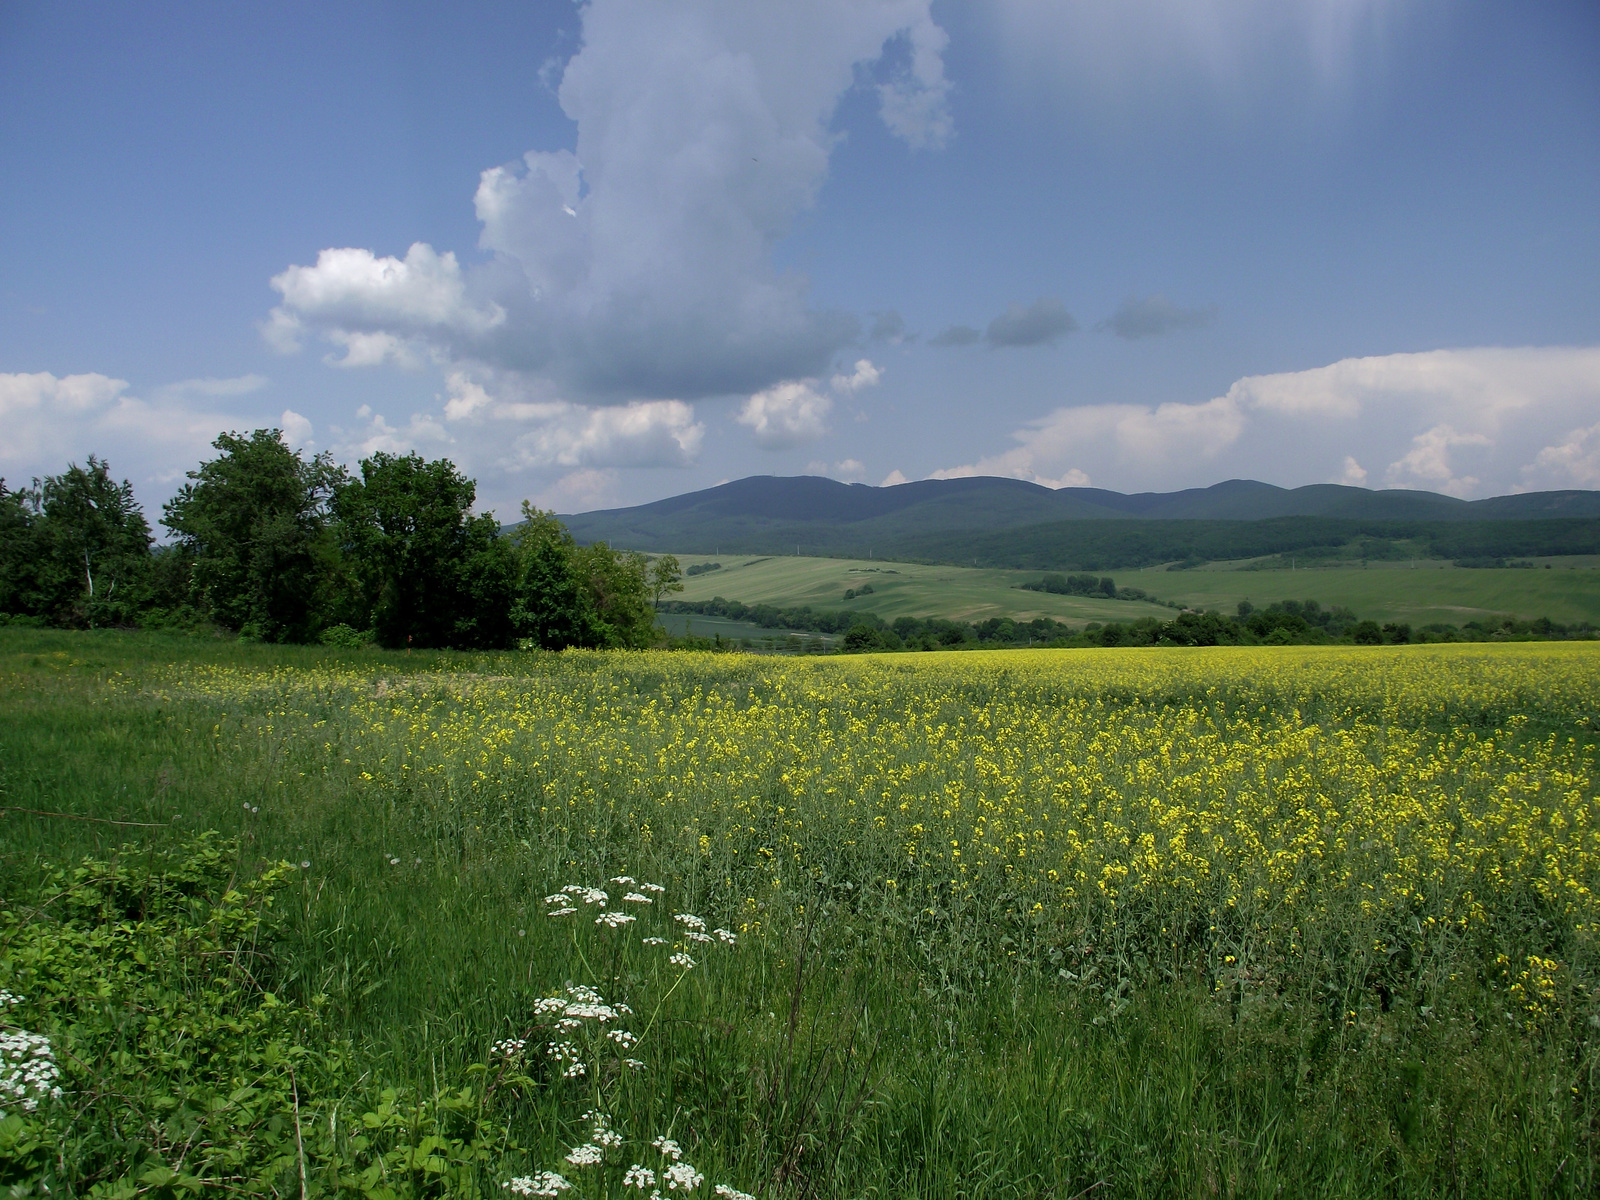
[560, 475, 1600, 569]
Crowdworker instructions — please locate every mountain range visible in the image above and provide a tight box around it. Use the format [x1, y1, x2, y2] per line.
[559, 476, 1600, 570]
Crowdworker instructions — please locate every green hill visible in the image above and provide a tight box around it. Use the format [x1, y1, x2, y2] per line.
[562, 475, 1600, 567]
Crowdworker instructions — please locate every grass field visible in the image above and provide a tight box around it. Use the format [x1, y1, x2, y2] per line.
[2, 629, 1598, 1196]
[655, 612, 837, 647]
[673, 555, 1173, 624]
[673, 553, 1600, 627]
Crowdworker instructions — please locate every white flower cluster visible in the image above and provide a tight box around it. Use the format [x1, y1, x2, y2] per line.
[642, 936, 667, 946]
[673, 913, 707, 931]
[562, 885, 609, 906]
[669, 953, 696, 970]
[714, 929, 737, 946]
[0, 1004, 63, 1119]
[610, 875, 636, 885]
[607, 1029, 638, 1048]
[651, 1136, 682, 1160]
[597, 911, 637, 928]
[545, 1041, 584, 1078]
[624, 1164, 657, 1189]
[489, 1037, 527, 1063]
[713, 1186, 754, 1200]
[504, 1172, 572, 1196]
[622, 892, 653, 905]
[564, 1143, 603, 1166]
[663, 1162, 705, 1191]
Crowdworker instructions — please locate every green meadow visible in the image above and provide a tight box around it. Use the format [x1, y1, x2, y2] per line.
[673, 553, 1600, 627]
[2, 628, 1598, 1196]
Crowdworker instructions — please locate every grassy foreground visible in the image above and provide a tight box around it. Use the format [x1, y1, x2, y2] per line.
[2, 629, 1598, 1196]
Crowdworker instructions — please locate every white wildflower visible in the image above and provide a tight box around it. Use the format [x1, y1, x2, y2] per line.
[556, 1018, 582, 1031]
[640, 882, 666, 893]
[623, 892, 653, 904]
[565, 1143, 604, 1166]
[547, 907, 577, 918]
[533, 996, 567, 1014]
[597, 911, 637, 928]
[669, 953, 696, 970]
[642, 937, 667, 946]
[592, 1127, 624, 1150]
[684, 931, 713, 944]
[544, 894, 568, 905]
[607, 1029, 638, 1048]
[714, 1186, 754, 1200]
[490, 1037, 527, 1062]
[674, 914, 706, 931]
[504, 1171, 572, 1196]
[567, 985, 605, 1003]
[714, 929, 737, 945]
[0, 1029, 64, 1117]
[663, 1162, 705, 1191]
[624, 1165, 657, 1189]
[624, 1057, 646, 1071]
[652, 1136, 682, 1160]
[610, 875, 637, 885]
[564, 1003, 616, 1022]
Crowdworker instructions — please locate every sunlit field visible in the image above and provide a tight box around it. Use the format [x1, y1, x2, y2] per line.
[2, 630, 1597, 1196]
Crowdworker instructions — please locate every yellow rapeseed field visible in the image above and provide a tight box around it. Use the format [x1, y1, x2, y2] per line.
[149, 642, 1600, 1011]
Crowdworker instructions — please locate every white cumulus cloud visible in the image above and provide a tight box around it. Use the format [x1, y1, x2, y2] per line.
[738, 379, 832, 449]
[929, 345, 1600, 497]
[1522, 422, 1600, 491]
[264, 0, 953, 403]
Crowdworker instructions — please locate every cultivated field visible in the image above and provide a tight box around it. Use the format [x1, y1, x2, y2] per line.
[672, 555, 1172, 623]
[673, 553, 1600, 627]
[2, 629, 1598, 1195]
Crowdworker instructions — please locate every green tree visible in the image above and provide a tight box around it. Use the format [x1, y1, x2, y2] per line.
[0, 479, 41, 619]
[648, 554, 684, 607]
[13, 458, 154, 627]
[573, 541, 656, 648]
[509, 503, 600, 649]
[332, 453, 515, 649]
[162, 429, 346, 642]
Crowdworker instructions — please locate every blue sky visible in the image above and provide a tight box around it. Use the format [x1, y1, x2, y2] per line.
[3, 0, 1598, 518]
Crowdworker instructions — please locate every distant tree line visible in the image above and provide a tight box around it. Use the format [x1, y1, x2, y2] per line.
[0, 431, 682, 650]
[661, 594, 1595, 653]
[891, 516, 1600, 573]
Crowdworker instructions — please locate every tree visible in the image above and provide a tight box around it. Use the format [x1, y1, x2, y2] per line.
[648, 554, 684, 609]
[509, 504, 599, 649]
[162, 429, 346, 642]
[19, 458, 153, 627]
[572, 541, 656, 648]
[332, 453, 514, 650]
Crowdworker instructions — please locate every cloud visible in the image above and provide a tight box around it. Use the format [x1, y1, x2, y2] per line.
[929, 324, 981, 347]
[831, 358, 882, 393]
[1334, 455, 1367, 486]
[1523, 422, 1600, 490]
[511, 400, 703, 469]
[156, 374, 270, 399]
[928, 345, 1600, 497]
[868, 310, 913, 343]
[810, 458, 868, 481]
[1099, 294, 1216, 339]
[985, 297, 1077, 348]
[880, 469, 909, 486]
[433, 370, 704, 471]
[280, 409, 314, 448]
[737, 379, 833, 449]
[1386, 424, 1490, 497]
[264, 0, 953, 402]
[0, 371, 257, 495]
[991, 0, 1399, 101]
[876, 13, 954, 148]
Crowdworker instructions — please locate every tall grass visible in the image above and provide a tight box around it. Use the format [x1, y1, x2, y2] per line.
[1, 627, 1597, 1196]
